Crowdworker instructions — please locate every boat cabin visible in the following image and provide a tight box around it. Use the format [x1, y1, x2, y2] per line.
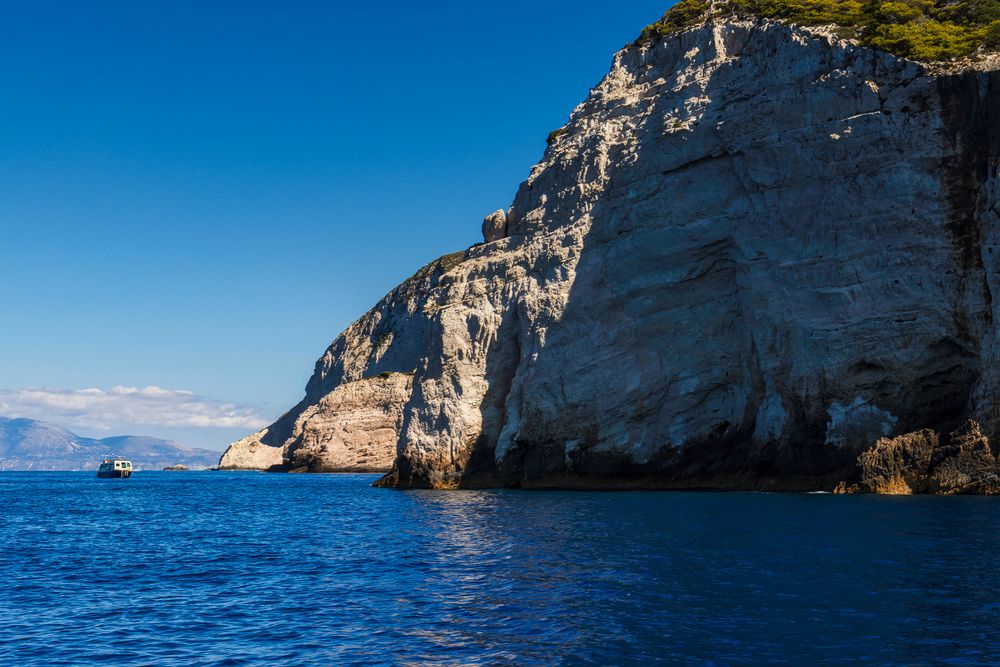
[97, 458, 133, 478]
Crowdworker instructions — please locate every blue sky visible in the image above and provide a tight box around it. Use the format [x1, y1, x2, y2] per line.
[0, 0, 671, 449]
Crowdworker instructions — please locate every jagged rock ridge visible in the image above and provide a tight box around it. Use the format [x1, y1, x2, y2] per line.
[834, 420, 999, 494]
[221, 12, 1000, 492]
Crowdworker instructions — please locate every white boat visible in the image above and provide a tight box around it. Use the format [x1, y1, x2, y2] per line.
[97, 457, 133, 478]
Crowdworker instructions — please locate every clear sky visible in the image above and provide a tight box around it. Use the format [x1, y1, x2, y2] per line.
[0, 0, 671, 450]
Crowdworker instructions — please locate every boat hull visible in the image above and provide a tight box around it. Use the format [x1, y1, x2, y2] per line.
[96, 470, 132, 478]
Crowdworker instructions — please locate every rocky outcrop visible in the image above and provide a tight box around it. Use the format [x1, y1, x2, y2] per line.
[282, 373, 412, 472]
[482, 209, 508, 244]
[218, 373, 411, 472]
[218, 430, 284, 471]
[223, 12, 1000, 492]
[835, 421, 1000, 494]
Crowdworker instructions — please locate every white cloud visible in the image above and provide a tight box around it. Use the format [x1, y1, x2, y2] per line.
[0, 386, 269, 432]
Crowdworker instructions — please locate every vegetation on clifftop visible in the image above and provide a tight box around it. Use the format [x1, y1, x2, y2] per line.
[639, 0, 713, 39]
[639, 0, 1000, 61]
[546, 127, 568, 145]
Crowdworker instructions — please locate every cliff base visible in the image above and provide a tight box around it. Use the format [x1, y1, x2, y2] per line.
[835, 421, 1000, 494]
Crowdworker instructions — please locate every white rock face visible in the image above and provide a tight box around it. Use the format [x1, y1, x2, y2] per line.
[283, 373, 412, 471]
[221, 17, 1000, 489]
[218, 430, 284, 470]
[219, 373, 412, 472]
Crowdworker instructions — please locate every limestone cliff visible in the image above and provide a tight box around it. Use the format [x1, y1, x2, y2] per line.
[218, 372, 412, 472]
[221, 11, 1000, 492]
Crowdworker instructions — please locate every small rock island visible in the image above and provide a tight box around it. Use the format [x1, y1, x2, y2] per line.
[221, 1, 1000, 493]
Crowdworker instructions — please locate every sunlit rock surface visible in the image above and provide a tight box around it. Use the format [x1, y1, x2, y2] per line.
[222, 16, 1000, 492]
[218, 430, 283, 471]
[219, 373, 411, 472]
[835, 421, 1000, 494]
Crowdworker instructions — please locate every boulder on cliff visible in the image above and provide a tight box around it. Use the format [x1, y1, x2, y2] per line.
[218, 373, 411, 472]
[482, 209, 508, 243]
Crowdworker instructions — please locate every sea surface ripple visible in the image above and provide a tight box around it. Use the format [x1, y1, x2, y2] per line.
[0, 472, 997, 665]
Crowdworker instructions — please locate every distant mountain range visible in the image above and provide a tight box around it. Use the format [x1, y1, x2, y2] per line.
[0, 417, 220, 471]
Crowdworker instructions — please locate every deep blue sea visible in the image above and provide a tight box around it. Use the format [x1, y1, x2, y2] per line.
[0, 472, 997, 666]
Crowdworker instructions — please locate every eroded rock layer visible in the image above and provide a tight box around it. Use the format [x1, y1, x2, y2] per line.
[835, 421, 1000, 494]
[219, 373, 412, 472]
[221, 16, 1000, 492]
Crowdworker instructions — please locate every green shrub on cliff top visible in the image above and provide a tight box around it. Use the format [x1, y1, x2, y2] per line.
[639, 0, 712, 39]
[639, 0, 1000, 61]
[734, 0, 867, 27]
[865, 17, 988, 59]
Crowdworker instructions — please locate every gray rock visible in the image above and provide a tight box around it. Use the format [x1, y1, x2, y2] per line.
[222, 17, 1000, 492]
[482, 209, 508, 243]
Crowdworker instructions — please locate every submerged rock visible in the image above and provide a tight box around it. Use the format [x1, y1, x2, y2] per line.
[221, 11, 1000, 492]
